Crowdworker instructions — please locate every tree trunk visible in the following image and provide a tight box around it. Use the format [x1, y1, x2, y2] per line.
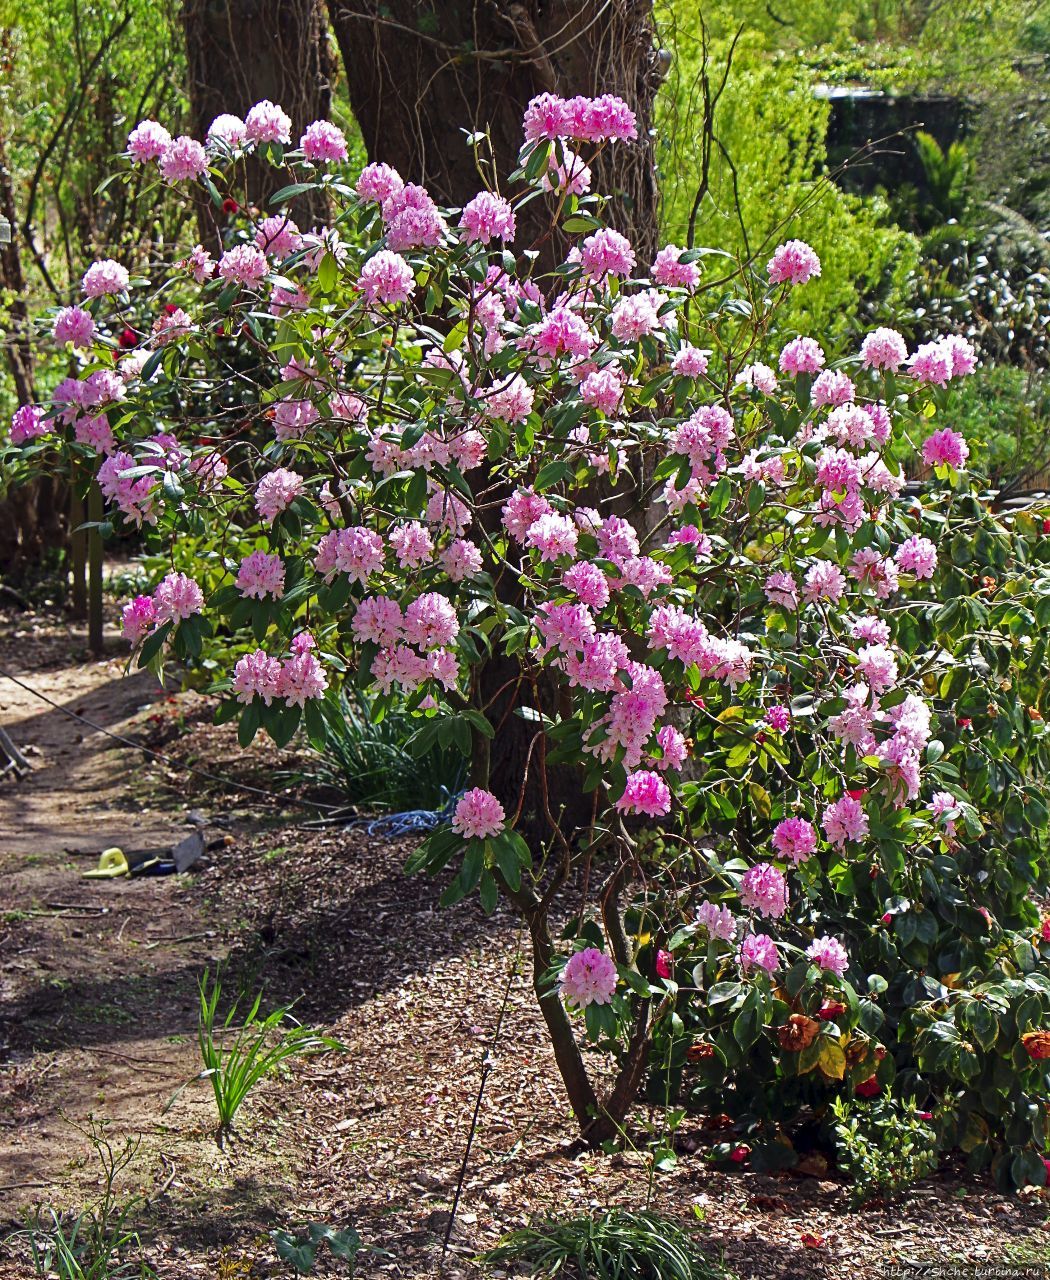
[0, 133, 68, 579]
[327, 0, 660, 266]
[181, 0, 334, 236]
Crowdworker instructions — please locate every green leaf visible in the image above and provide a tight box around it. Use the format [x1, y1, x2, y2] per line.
[317, 251, 338, 294]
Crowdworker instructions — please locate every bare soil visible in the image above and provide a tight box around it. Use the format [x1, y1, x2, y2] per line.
[1, 608, 1049, 1279]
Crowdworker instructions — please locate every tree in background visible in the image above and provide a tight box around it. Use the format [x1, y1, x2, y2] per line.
[181, 0, 335, 230]
[327, 0, 662, 264]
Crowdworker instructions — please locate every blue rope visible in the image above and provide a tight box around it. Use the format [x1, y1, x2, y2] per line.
[347, 788, 463, 837]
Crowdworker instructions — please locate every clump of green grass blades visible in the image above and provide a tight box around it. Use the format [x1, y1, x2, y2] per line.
[186, 969, 341, 1147]
[480, 1210, 731, 1280]
[5, 1120, 155, 1279]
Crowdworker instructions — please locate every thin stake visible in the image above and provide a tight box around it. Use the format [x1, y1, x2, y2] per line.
[439, 927, 522, 1273]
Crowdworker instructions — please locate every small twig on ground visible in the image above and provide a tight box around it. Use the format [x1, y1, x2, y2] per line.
[143, 930, 214, 950]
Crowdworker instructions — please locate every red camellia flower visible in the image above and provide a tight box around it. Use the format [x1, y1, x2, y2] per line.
[117, 326, 137, 348]
[1022, 1031, 1050, 1060]
[221, 197, 239, 215]
[729, 1145, 750, 1163]
[163, 302, 181, 316]
[847, 788, 867, 800]
[818, 999, 846, 1021]
[655, 949, 672, 979]
[855, 1075, 881, 1097]
[1043, 518, 1050, 535]
[881, 912, 892, 925]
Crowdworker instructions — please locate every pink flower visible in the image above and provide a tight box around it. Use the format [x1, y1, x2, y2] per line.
[655, 950, 673, 979]
[126, 119, 171, 163]
[503, 487, 552, 541]
[404, 592, 459, 649]
[812, 370, 855, 407]
[245, 100, 292, 145]
[740, 932, 780, 973]
[541, 148, 591, 195]
[151, 308, 194, 346]
[740, 863, 788, 919]
[273, 398, 319, 440]
[53, 306, 95, 348]
[652, 724, 689, 771]
[860, 327, 908, 371]
[849, 548, 899, 599]
[484, 374, 535, 424]
[526, 512, 579, 562]
[823, 795, 869, 848]
[522, 93, 571, 141]
[389, 521, 434, 569]
[616, 769, 672, 817]
[183, 244, 216, 283]
[563, 562, 610, 609]
[314, 526, 385, 584]
[75, 414, 114, 454]
[357, 162, 404, 204]
[255, 468, 304, 523]
[942, 334, 977, 377]
[764, 571, 798, 609]
[908, 340, 952, 386]
[580, 367, 624, 414]
[765, 705, 790, 733]
[852, 615, 891, 645]
[381, 183, 446, 250]
[276, 650, 328, 706]
[217, 244, 267, 286]
[121, 595, 157, 643]
[359, 250, 415, 305]
[159, 136, 208, 183]
[806, 935, 849, 976]
[560, 947, 617, 1008]
[236, 550, 285, 600]
[300, 119, 348, 163]
[565, 94, 637, 143]
[930, 790, 959, 837]
[440, 539, 484, 582]
[152, 572, 204, 623]
[232, 649, 282, 705]
[736, 362, 777, 393]
[460, 191, 516, 244]
[802, 561, 846, 606]
[530, 306, 595, 361]
[9, 405, 49, 444]
[767, 240, 821, 286]
[255, 215, 302, 259]
[779, 337, 825, 375]
[652, 244, 700, 290]
[351, 596, 405, 647]
[452, 787, 506, 840]
[828, 403, 876, 449]
[856, 643, 898, 695]
[610, 292, 661, 342]
[579, 227, 636, 279]
[772, 818, 816, 865]
[206, 114, 247, 148]
[672, 345, 709, 377]
[82, 259, 129, 298]
[696, 900, 736, 941]
[922, 428, 969, 470]
[894, 534, 937, 579]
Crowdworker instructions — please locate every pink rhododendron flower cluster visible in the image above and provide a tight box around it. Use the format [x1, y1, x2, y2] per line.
[767, 239, 821, 286]
[560, 947, 618, 1008]
[452, 788, 506, 840]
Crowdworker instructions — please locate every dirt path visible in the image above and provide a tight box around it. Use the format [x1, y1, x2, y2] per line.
[0, 616, 225, 1253]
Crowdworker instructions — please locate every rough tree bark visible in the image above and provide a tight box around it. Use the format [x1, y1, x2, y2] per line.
[0, 134, 66, 576]
[327, 0, 661, 265]
[181, 0, 334, 235]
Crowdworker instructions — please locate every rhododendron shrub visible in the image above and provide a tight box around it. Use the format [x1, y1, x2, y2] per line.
[7, 96, 1050, 1186]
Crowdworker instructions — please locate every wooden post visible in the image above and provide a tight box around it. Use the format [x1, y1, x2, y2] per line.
[70, 472, 87, 619]
[0, 216, 11, 244]
[87, 481, 104, 654]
